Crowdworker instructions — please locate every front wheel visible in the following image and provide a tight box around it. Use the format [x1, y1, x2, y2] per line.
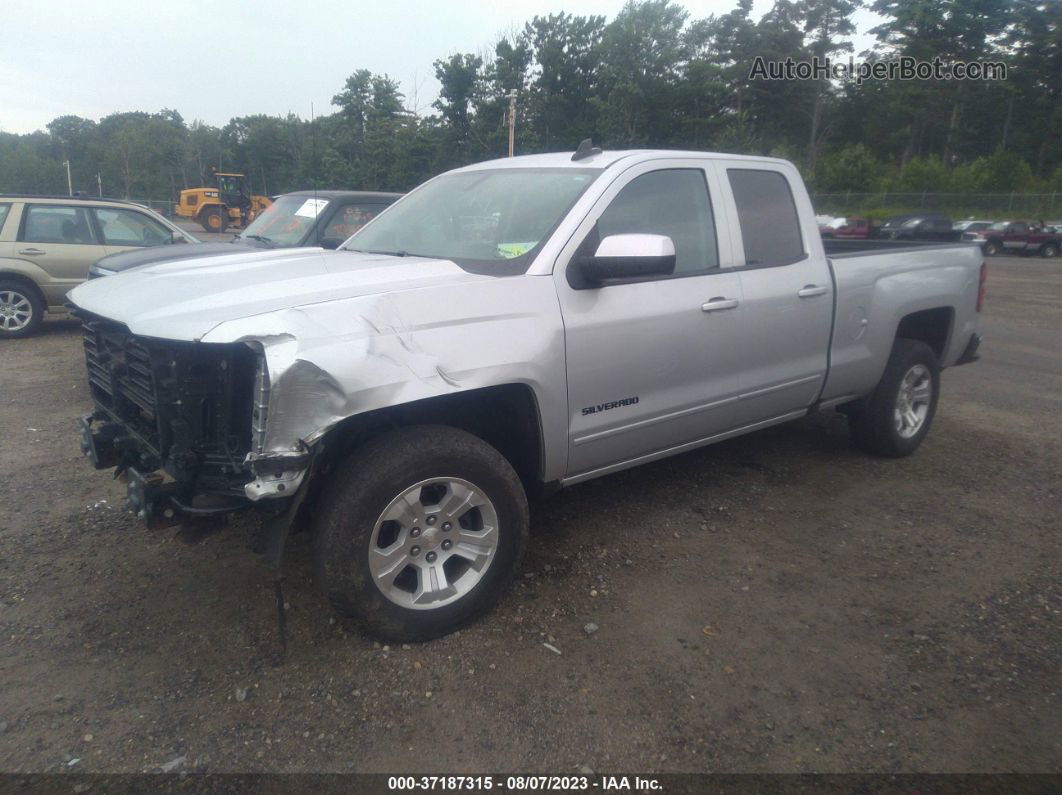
[313, 425, 529, 642]
[847, 338, 941, 458]
[200, 207, 228, 233]
[983, 240, 1001, 257]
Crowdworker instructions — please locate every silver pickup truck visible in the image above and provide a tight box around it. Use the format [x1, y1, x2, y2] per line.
[70, 145, 984, 641]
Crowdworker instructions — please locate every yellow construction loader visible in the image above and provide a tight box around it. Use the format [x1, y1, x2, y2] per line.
[174, 168, 272, 233]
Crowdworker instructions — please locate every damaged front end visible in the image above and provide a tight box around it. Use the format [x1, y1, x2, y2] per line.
[78, 313, 312, 527]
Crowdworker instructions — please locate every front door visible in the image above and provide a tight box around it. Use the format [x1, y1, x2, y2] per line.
[554, 161, 747, 479]
[91, 206, 175, 255]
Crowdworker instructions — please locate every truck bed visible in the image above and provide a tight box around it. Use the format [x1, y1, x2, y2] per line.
[823, 238, 973, 255]
[820, 241, 983, 407]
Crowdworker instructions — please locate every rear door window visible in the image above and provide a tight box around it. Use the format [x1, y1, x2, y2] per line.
[726, 169, 804, 266]
[0, 203, 10, 233]
[21, 205, 98, 244]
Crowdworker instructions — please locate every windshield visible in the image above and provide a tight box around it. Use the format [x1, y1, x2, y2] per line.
[240, 195, 328, 246]
[344, 168, 600, 270]
[987, 222, 1008, 230]
[901, 218, 924, 228]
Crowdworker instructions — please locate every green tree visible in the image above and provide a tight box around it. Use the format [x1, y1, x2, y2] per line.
[524, 12, 606, 150]
[595, 0, 690, 146]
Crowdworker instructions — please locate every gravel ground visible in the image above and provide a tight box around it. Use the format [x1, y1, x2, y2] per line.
[0, 255, 1058, 775]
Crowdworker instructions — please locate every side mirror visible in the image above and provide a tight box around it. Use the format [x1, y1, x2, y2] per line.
[171, 231, 187, 244]
[579, 234, 676, 284]
[320, 237, 344, 250]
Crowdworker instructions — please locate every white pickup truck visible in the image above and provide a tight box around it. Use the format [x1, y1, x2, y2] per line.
[71, 144, 984, 641]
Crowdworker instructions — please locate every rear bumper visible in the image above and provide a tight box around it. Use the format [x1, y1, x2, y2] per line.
[955, 332, 982, 366]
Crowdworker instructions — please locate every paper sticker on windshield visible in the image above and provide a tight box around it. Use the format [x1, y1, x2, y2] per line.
[497, 242, 536, 258]
[295, 199, 329, 219]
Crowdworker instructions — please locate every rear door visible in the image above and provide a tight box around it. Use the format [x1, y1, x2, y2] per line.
[1002, 223, 1030, 252]
[16, 204, 105, 295]
[713, 162, 833, 424]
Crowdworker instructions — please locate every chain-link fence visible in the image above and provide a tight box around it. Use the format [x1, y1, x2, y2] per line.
[126, 198, 177, 218]
[812, 192, 1061, 218]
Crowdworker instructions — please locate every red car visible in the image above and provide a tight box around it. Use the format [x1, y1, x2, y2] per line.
[966, 221, 1062, 257]
[820, 216, 873, 239]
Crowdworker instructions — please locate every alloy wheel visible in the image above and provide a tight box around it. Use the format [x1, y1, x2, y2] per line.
[368, 478, 500, 610]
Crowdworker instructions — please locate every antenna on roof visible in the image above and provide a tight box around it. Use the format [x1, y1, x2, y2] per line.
[571, 138, 602, 161]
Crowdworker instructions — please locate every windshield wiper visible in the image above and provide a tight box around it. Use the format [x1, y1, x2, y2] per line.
[348, 248, 409, 257]
[242, 234, 277, 248]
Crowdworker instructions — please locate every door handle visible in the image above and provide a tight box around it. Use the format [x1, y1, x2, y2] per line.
[18, 248, 45, 256]
[797, 285, 828, 298]
[701, 297, 739, 312]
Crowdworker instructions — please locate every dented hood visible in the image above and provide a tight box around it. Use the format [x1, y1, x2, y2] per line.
[68, 247, 489, 341]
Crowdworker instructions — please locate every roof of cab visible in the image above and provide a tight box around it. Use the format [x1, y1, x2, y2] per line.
[282, 190, 402, 201]
[455, 149, 794, 172]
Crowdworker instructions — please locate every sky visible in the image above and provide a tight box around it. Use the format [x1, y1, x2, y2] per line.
[0, 0, 883, 135]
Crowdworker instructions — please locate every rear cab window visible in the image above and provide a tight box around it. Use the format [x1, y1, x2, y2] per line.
[726, 169, 805, 267]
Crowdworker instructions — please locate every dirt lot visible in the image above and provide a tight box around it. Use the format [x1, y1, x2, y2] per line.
[0, 256, 1058, 775]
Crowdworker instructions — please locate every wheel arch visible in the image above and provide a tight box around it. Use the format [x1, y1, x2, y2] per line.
[0, 270, 47, 306]
[315, 383, 547, 492]
[895, 306, 954, 362]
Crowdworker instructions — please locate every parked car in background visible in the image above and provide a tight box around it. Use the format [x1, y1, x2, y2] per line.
[819, 217, 845, 235]
[962, 221, 1007, 254]
[878, 214, 957, 242]
[0, 195, 197, 337]
[820, 216, 873, 239]
[953, 219, 994, 233]
[90, 190, 401, 277]
[971, 221, 1062, 257]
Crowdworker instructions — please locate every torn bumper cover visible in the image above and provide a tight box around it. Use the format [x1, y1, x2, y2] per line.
[77, 313, 316, 527]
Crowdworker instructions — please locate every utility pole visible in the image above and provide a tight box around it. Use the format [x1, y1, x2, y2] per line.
[507, 90, 517, 157]
[62, 160, 72, 196]
[96, 173, 102, 197]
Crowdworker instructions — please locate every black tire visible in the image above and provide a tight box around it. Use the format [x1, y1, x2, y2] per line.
[313, 425, 529, 642]
[1041, 242, 1059, 258]
[983, 239, 1001, 257]
[0, 279, 45, 339]
[847, 338, 941, 458]
[200, 207, 228, 233]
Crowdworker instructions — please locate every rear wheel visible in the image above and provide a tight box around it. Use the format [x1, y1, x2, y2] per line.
[200, 207, 228, 233]
[0, 280, 44, 339]
[847, 338, 940, 458]
[313, 425, 529, 642]
[1041, 242, 1059, 258]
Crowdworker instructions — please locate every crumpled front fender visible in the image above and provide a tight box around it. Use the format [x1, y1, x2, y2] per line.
[199, 277, 567, 501]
